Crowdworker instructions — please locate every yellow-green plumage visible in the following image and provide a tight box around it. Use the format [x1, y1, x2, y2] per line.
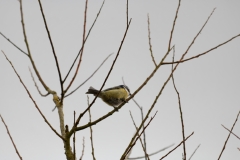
[100, 88, 128, 106]
[86, 85, 130, 108]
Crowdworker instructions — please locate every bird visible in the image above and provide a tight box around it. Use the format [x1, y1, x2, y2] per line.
[86, 85, 131, 109]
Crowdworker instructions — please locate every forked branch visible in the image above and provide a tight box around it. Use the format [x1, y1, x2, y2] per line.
[19, 0, 54, 94]
[2, 51, 65, 141]
[65, 53, 113, 98]
[127, 144, 174, 160]
[29, 67, 50, 97]
[37, 0, 63, 95]
[124, 111, 158, 158]
[70, 19, 132, 137]
[129, 111, 150, 160]
[160, 132, 194, 160]
[63, 0, 105, 83]
[218, 111, 240, 159]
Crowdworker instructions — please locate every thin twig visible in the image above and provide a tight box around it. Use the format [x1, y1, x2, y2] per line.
[79, 137, 85, 160]
[168, 0, 181, 51]
[70, 19, 132, 137]
[129, 111, 150, 160]
[122, 77, 148, 157]
[19, 0, 54, 95]
[64, 0, 88, 94]
[218, 111, 240, 160]
[0, 114, 23, 160]
[162, 33, 240, 65]
[73, 111, 76, 160]
[188, 144, 201, 160]
[88, 96, 96, 160]
[183, 8, 216, 63]
[37, 0, 63, 96]
[126, 0, 129, 26]
[160, 132, 194, 160]
[63, 0, 105, 83]
[171, 46, 186, 160]
[65, 53, 113, 98]
[126, 143, 133, 160]
[28, 67, 49, 97]
[222, 124, 240, 140]
[125, 111, 158, 158]
[128, 144, 174, 160]
[147, 13, 157, 67]
[2, 51, 65, 141]
[76, 108, 118, 131]
[121, 47, 184, 159]
[139, 107, 147, 157]
[121, 1, 183, 157]
[0, 31, 28, 56]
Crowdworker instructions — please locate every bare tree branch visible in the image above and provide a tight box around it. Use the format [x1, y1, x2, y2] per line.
[0, 31, 28, 56]
[124, 111, 158, 159]
[121, 0, 183, 157]
[37, 0, 63, 96]
[147, 13, 157, 67]
[28, 67, 49, 97]
[86, 5, 215, 153]
[161, 35, 240, 66]
[127, 144, 174, 160]
[0, 114, 23, 160]
[19, 0, 66, 148]
[121, 33, 192, 159]
[70, 19, 132, 137]
[76, 0, 221, 141]
[2, 51, 65, 141]
[122, 77, 148, 158]
[121, 57, 177, 160]
[73, 111, 76, 160]
[218, 111, 240, 160]
[182, 8, 216, 61]
[160, 132, 194, 160]
[167, 0, 181, 51]
[64, 0, 88, 96]
[19, 0, 54, 95]
[222, 124, 240, 140]
[79, 137, 85, 160]
[171, 46, 186, 160]
[88, 96, 96, 160]
[75, 46, 173, 134]
[63, 0, 105, 83]
[129, 111, 150, 160]
[188, 144, 201, 160]
[65, 53, 113, 98]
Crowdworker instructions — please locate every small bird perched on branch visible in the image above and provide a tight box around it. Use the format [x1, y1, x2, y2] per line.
[86, 85, 131, 109]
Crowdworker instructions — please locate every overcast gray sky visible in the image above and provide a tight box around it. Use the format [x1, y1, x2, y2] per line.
[0, 0, 240, 160]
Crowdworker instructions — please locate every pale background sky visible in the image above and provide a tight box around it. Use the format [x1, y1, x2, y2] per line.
[0, 0, 240, 160]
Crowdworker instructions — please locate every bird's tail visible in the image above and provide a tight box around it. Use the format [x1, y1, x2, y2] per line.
[86, 86, 99, 96]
